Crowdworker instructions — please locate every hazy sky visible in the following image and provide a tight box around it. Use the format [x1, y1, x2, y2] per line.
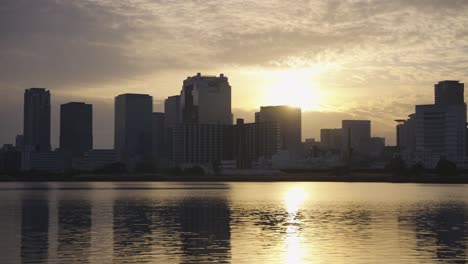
[1, 0, 468, 148]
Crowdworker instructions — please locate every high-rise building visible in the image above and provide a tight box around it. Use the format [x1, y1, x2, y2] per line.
[435, 80, 464, 105]
[180, 73, 232, 125]
[152, 112, 165, 161]
[397, 80, 467, 168]
[23, 88, 51, 152]
[164, 95, 181, 129]
[114, 94, 153, 164]
[341, 120, 371, 156]
[320, 128, 342, 151]
[59, 102, 93, 157]
[255, 106, 302, 158]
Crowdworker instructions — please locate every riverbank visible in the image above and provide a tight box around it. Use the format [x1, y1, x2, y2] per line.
[1, 172, 468, 184]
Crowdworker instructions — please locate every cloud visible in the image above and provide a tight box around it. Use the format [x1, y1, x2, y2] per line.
[1, 0, 468, 146]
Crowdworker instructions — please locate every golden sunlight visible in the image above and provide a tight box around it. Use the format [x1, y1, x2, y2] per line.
[284, 186, 308, 214]
[242, 67, 329, 111]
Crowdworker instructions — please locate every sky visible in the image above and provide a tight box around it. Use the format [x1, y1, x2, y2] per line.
[1, 0, 468, 148]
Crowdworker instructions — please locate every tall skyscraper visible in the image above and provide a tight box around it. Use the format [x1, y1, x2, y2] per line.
[114, 94, 153, 164]
[164, 95, 181, 129]
[59, 102, 93, 157]
[23, 88, 51, 152]
[180, 73, 232, 125]
[434, 80, 464, 105]
[255, 106, 302, 158]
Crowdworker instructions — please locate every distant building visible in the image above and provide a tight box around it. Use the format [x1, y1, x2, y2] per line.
[233, 119, 281, 168]
[152, 112, 165, 161]
[26, 151, 68, 173]
[72, 149, 117, 172]
[342, 120, 371, 156]
[59, 102, 93, 157]
[414, 103, 466, 168]
[172, 124, 233, 165]
[180, 73, 232, 125]
[320, 128, 342, 151]
[23, 88, 51, 152]
[255, 106, 302, 158]
[114, 94, 153, 165]
[369, 137, 385, 158]
[15, 135, 24, 150]
[435, 80, 464, 105]
[164, 95, 181, 161]
[0, 144, 21, 174]
[397, 80, 467, 168]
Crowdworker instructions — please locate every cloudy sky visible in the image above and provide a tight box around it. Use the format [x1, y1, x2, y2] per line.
[1, 0, 468, 148]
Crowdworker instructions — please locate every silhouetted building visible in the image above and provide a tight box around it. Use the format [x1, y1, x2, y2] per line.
[164, 95, 181, 162]
[172, 124, 233, 165]
[414, 103, 466, 167]
[24, 151, 68, 173]
[114, 94, 153, 165]
[15, 135, 24, 150]
[180, 73, 232, 125]
[233, 119, 281, 168]
[369, 137, 385, 158]
[320, 128, 342, 151]
[255, 106, 301, 158]
[435, 80, 464, 105]
[0, 144, 21, 174]
[72, 149, 117, 172]
[23, 88, 51, 152]
[342, 120, 371, 156]
[59, 102, 93, 157]
[152, 112, 165, 161]
[397, 80, 467, 168]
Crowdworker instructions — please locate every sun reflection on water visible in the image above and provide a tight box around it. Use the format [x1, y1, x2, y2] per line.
[284, 187, 309, 264]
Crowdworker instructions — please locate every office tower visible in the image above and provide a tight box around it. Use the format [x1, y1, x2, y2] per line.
[114, 94, 153, 164]
[341, 120, 371, 156]
[23, 88, 51, 151]
[152, 112, 165, 161]
[255, 106, 301, 158]
[164, 95, 180, 161]
[396, 115, 416, 161]
[397, 80, 467, 168]
[59, 102, 93, 157]
[414, 103, 466, 167]
[180, 73, 232, 125]
[434, 80, 464, 105]
[320, 128, 342, 151]
[164, 95, 181, 129]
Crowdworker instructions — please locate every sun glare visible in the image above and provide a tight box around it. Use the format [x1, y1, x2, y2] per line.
[284, 186, 309, 214]
[243, 67, 328, 111]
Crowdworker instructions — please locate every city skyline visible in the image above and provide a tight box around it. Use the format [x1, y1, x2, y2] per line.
[2, 0, 468, 148]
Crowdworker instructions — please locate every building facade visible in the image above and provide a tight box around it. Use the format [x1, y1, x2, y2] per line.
[59, 102, 93, 157]
[180, 73, 232, 125]
[320, 128, 342, 151]
[23, 88, 51, 152]
[152, 112, 165, 161]
[341, 120, 371, 156]
[114, 94, 153, 164]
[255, 106, 301, 158]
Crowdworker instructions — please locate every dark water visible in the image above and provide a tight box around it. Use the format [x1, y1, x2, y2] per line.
[1, 182, 468, 263]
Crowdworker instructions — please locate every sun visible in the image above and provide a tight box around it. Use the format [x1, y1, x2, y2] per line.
[244, 67, 327, 111]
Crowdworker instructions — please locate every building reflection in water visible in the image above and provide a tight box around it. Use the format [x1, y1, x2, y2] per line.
[400, 202, 467, 263]
[113, 199, 154, 262]
[57, 200, 92, 263]
[21, 195, 49, 264]
[178, 197, 231, 263]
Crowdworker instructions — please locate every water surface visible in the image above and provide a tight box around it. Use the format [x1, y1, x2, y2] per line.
[1, 182, 468, 263]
